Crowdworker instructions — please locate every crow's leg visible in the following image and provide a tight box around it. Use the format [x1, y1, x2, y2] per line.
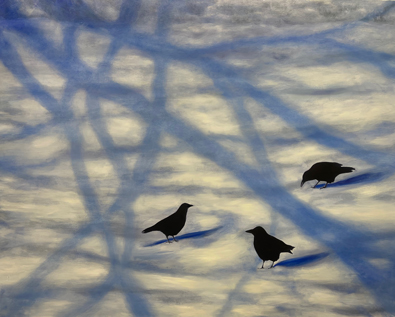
[260, 261, 265, 269]
[269, 261, 275, 268]
[320, 182, 328, 189]
[172, 235, 178, 242]
[312, 180, 320, 188]
[166, 236, 172, 243]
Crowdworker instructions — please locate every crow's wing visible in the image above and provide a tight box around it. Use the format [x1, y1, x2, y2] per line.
[312, 162, 342, 168]
[142, 212, 177, 233]
[155, 212, 179, 227]
[266, 235, 292, 251]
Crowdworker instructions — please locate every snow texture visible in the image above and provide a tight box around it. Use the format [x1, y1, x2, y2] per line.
[0, 0, 395, 316]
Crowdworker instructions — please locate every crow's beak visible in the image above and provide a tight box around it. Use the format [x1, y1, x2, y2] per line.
[189, 204, 194, 207]
[300, 180, 305, 187]
[245, 229, 253, 233]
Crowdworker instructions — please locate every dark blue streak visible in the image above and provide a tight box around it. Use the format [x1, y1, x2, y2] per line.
[144, 226, 222, 247]
[316, 172, 387, 189]
[274, 252, 330, 267]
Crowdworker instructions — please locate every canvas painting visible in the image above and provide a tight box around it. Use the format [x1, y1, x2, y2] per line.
[0, 0, 395, 316]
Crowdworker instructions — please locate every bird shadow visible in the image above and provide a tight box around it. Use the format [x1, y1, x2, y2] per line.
[273, 252, 330, 268]
[315, 172, 387, 189]
[143, 226, 223, 247]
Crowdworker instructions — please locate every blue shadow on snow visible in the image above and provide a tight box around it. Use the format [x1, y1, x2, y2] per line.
[274, 252, 330, 267]
[144, 226, 222, 247]
[316, 172, 387, 189]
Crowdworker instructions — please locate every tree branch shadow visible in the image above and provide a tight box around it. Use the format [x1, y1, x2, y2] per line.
[1, 1, 395, 316]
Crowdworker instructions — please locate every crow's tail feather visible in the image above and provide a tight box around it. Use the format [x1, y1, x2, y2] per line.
[340, 166, 355, 174]
[142, 225, 158, 234]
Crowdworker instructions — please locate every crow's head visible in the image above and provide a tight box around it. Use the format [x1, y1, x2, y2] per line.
[301, 170, 314, 187]
[180, 203, 194, 209]
[246, 226, 268, 235]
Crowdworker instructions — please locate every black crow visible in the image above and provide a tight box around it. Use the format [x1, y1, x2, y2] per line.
[301, 162, 355, 189]
[142, 203, 193, 243]
[246, 226, 294, 269]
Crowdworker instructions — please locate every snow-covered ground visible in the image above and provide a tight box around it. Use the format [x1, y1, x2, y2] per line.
[1, 1, 395, 316]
